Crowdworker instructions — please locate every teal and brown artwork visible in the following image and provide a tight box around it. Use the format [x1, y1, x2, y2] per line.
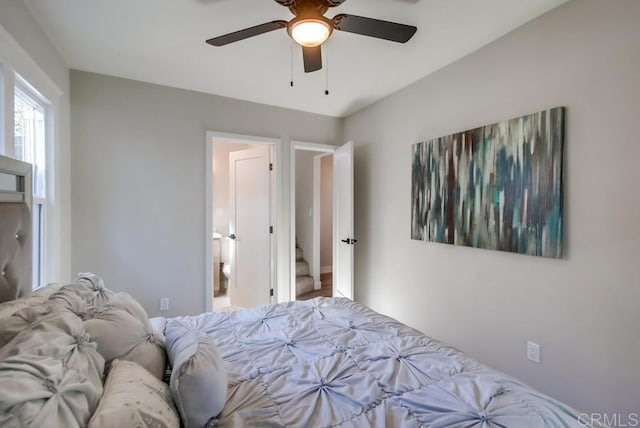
[411, 107, 564, 258]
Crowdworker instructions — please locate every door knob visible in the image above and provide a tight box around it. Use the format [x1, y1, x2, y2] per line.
[228, 234, 236, 240]
[341, 238, 350, 243]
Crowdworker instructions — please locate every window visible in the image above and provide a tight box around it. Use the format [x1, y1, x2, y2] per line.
[1, 28, 62, 288]
[14, 79, 48, 289]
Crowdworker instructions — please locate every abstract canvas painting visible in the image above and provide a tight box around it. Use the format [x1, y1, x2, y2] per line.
[411, 107, 564, 258]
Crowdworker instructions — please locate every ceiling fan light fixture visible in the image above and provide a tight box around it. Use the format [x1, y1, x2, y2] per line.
[288, 17, 332, 47]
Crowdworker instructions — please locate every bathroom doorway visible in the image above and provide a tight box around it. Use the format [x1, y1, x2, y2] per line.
[206, 133, 278, 311]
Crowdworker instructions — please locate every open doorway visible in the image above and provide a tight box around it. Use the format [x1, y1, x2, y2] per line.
[206, 133, 278, 312]
[292, 145, 335, 301]
[291, 141, 354, 301]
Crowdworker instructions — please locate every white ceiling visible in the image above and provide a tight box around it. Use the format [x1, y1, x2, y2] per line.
[26, 0, 567, 118]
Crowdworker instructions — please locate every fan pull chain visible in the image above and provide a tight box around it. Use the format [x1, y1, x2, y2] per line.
[324, 44, 330, 95]
[290, 43, 294, 87]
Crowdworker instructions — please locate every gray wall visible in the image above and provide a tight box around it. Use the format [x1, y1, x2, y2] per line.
[343, 0, 639, 416]
[320, 154, 333, 270]
[71, 71, 342, 317]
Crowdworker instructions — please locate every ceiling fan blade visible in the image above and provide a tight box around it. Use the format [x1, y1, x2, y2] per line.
[273, 0, 295, 6]
[302, 46, 322, 73]
[206, 20, 287, 46]
[333, 14, 417, 43]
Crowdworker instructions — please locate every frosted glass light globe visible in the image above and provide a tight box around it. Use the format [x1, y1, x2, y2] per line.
[290, 20, 331, 47]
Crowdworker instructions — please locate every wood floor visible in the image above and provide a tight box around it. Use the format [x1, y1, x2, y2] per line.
[297, 273, 333, 301]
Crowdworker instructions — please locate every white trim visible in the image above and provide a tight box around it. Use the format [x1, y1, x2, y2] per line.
[205, 131, 281, 312]
[291, 140, 335, 153]
[0, 63, 15, 157]
[290, 141, 337, 300]
[43, 96, 57, 282]
[205, 135, 213, 312]
[0, 24, 62, 101]
[32, 198, 46, 287]
[13, 76, 51, 287]
[312, 155, 321, 290]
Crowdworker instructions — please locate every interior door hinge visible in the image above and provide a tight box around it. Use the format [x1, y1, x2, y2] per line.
[269, 163, 273, 171]
[270, 288, 274, 297]
[269, 226, 273, 234]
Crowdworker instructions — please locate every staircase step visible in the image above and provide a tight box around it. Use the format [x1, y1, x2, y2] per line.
[296, 275, 314, 296]
[295, 247, 303, 260]
[296, 260, 310, 276]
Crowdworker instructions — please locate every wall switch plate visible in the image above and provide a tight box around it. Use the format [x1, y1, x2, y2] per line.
[159, 297, 170, 311]
[527, 341, 541, 363]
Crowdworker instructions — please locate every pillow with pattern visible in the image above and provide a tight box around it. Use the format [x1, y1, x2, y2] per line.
[88, 359, 179, 428]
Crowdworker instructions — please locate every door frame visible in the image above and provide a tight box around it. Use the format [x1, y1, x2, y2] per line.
[290, 141, 336, 301]
[205, 131, 280, 311]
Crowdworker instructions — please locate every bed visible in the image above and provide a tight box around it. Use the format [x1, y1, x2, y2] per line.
[167, 299, 589, 427]
[0, 154, 592, 427]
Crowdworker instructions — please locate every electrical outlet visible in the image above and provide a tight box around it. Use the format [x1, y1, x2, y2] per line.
[159, 297, 170, 312]
[527, 341, 541, 363]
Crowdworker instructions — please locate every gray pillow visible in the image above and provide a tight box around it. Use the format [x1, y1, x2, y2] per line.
[0, 307, 105, 387]
[165, 319, 228, 428]
[0, 292, 50, 320]
[88, 359, 179, 428]
[85, 305, 166, 379]
[0, 354, 103, 427]
[31, 282, 63, 298]
[149, 316, 167, 335]
[49, 288, 96, 320]
[60, 273, 113, 312]
[0, 302, 53, 349]
[74, 272, 107, 289]
[103, 292, 151, 325]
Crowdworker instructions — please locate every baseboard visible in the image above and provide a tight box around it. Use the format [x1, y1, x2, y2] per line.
[314, 279, 322, 290]
[320, 265, 333, 274]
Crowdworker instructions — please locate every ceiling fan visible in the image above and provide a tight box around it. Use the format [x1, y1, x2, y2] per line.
[205, 0, 417, 73]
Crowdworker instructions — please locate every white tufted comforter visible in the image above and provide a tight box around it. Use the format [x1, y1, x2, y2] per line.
[173, 297, 588, 427]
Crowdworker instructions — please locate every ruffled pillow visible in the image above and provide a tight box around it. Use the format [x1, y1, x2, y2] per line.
[88, 359, 179, 428]
[0, 354, 103, 427]
[102, 292, 151, 325]
[49, 288, 96, 320]
[58, 273, 113, 312]
[85, 304, 166, 379]
[165, 318, 228, 428]
[0, 291, 50, 320]
[0, 306, 105, 386]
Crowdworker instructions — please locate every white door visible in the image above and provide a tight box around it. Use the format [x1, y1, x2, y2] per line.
[333, 141, 354, 300]
[229, 146, 271, 308]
